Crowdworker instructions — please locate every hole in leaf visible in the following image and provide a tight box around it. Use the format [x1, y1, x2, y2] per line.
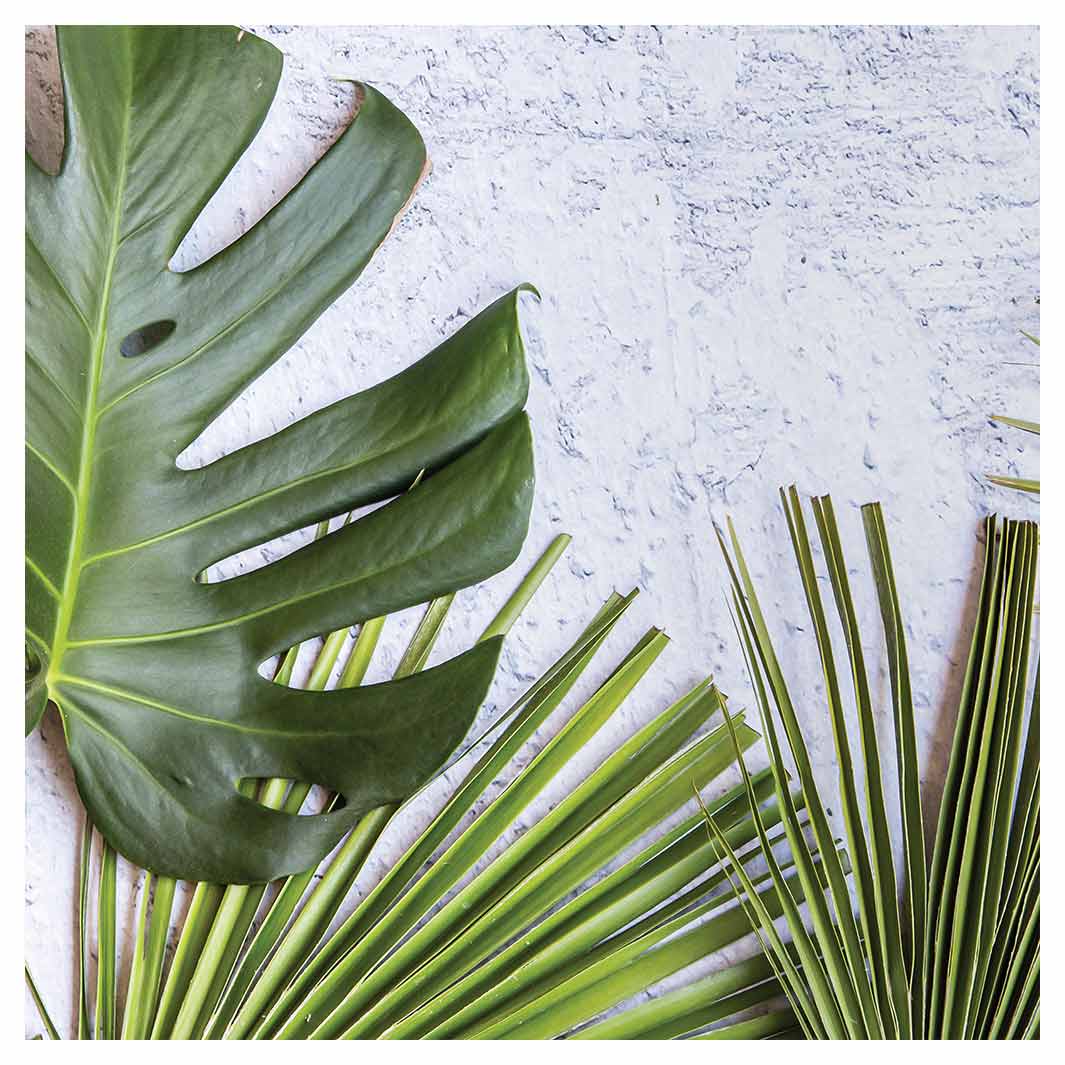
[237, 778, 339, 816]
[120, 319, 176, 358]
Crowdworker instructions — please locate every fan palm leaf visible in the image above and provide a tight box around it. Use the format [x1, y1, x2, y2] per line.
[710, 488, 1039, 1040]
[31, 535, 817, 1040]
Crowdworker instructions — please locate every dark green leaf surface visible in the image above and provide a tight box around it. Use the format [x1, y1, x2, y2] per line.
[25, 25, 535, 882]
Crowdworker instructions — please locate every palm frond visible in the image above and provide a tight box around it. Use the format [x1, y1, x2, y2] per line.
[713, 491, 1039, 1039]
[34, 535, 796, 1039]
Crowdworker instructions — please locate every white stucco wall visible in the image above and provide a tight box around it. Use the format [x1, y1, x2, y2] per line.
[25, 24, 1039, 1038]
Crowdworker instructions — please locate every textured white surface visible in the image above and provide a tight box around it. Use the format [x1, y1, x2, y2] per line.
[25, 24, 1039, 1038]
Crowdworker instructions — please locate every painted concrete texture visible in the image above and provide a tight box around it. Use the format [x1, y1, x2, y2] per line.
[25, 25, 1039, 1037]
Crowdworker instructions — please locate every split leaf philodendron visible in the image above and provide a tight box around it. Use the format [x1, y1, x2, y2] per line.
[25, 25, 537, 883]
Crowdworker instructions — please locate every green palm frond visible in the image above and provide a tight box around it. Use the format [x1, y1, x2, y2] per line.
[32, 535, 811, 1040]
[711, 489, 1039, 1040]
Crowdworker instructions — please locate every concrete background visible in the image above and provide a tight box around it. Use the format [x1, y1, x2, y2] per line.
[25, 25, 1039, 1038]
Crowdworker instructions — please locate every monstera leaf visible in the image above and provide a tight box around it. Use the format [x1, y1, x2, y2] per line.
[25, 25, 535, 883]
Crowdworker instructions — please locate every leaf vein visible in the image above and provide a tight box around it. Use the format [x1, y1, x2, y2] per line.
[25, 555, 61, 599]
[26, 346, 84, 421]
[25, 439, 77, 498]
[57, 673, 357, 740]
[69, 516, 474, 646]
[82, 443, 402, 566]
[26, 231, 93, 333]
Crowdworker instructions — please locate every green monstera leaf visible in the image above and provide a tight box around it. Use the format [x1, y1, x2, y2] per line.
[25, 25, 535, 883]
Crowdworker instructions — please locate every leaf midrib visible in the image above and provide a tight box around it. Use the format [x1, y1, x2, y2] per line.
[46, 43, 134, 705]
